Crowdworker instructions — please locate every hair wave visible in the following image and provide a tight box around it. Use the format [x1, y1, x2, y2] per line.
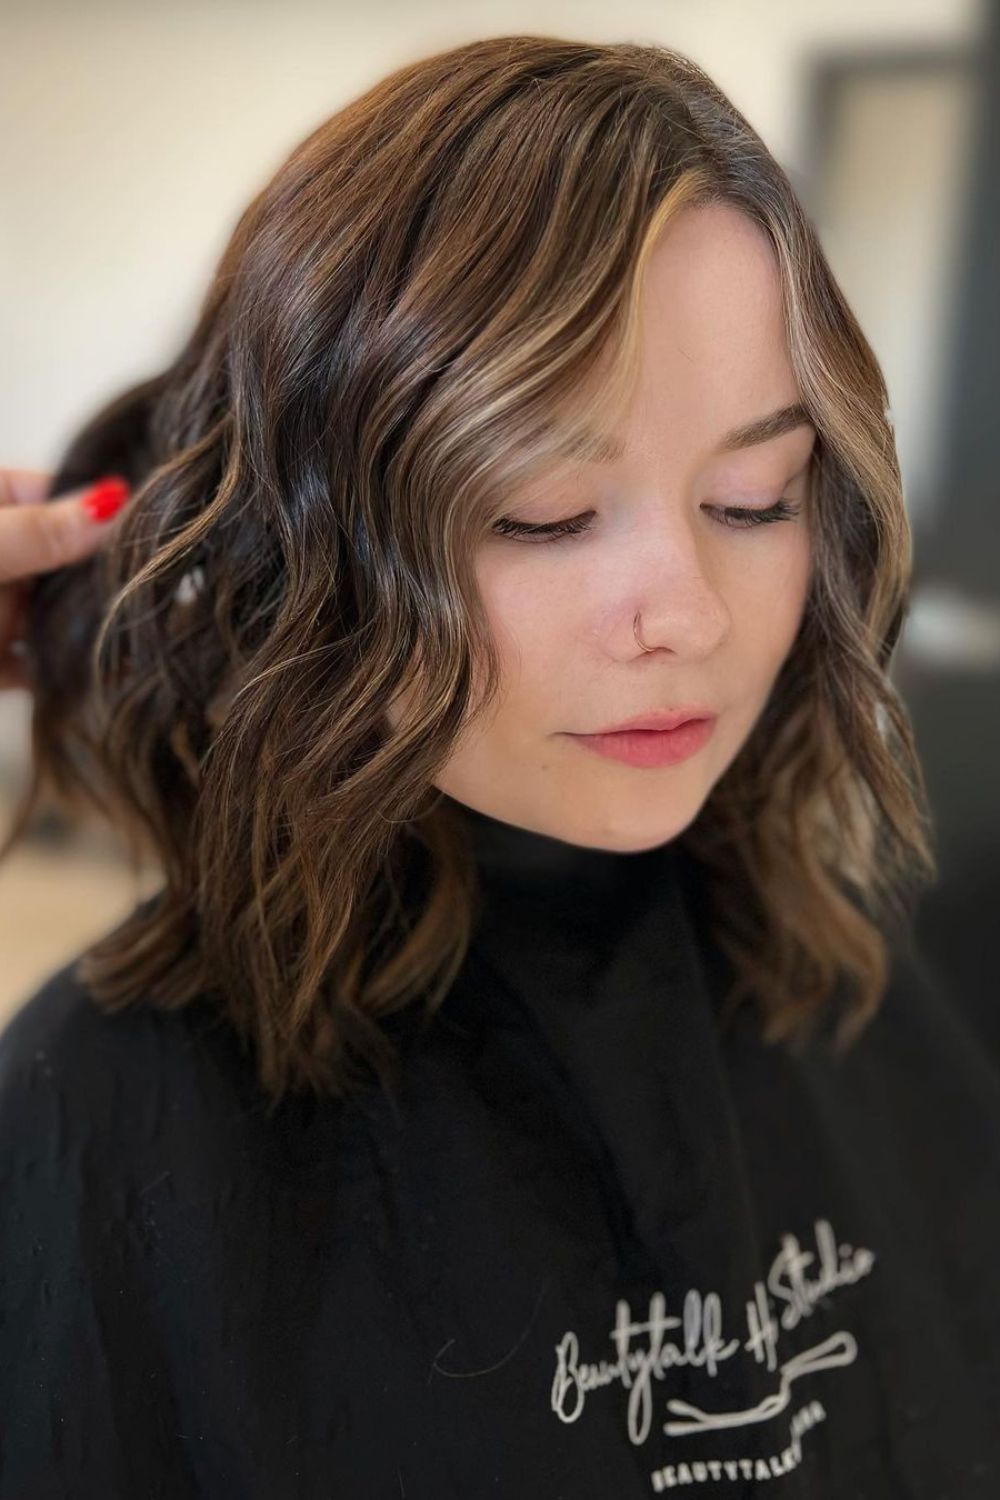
[3, 34, 937, 1107]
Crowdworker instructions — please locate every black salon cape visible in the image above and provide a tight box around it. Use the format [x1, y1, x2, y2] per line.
[1, 805, 999, 1499]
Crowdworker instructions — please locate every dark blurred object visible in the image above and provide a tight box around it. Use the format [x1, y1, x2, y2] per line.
[903, 0, 1000, 1064]
[802, 4, 1000, 1062]
[904, 0, 1000, 1064]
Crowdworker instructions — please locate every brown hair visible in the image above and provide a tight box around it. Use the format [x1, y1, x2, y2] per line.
[3, 34, 937, 1109]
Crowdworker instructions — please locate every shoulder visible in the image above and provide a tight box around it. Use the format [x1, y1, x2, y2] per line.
[0, 942, 254, 1166]
[0, 953, 150, 1103]
[865, 927, 988, 1054]
[800, 930, 1000, 1161]
[1, 952, 146, 1079]
[1, 947, 195, 1080]
[876, 932, 1000, 1093]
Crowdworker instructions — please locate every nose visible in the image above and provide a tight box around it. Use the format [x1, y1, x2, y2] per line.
[623, 522, 731, 661]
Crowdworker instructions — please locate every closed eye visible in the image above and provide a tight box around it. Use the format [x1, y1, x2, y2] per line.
[491, 498, 802, 543]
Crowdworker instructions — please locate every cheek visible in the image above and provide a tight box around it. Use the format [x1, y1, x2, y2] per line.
[731, 531, 812, 666]
[478, 561, 578, 687]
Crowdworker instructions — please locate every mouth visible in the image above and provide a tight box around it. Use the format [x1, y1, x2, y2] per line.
[565, 716, 717, 769]
[589, 706, 716, 735]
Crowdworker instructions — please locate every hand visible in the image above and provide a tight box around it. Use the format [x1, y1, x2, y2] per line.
[0, 468, 130, 690]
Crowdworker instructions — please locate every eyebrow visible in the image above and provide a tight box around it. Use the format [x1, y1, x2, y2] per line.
[563, 402, 815, 464]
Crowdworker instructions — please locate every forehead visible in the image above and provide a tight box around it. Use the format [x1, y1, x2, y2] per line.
[554, 204, 809, 469]
[643, 200, 786, 340]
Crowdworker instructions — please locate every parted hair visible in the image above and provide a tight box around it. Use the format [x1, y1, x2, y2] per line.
[3, 34, 937, 1108]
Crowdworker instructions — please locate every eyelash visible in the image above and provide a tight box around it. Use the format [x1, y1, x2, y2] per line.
[492, 499, 802, 543]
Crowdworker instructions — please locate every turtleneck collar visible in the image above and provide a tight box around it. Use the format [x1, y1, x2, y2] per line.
[447, 796, 683, 923]
[438, 794, 747, 1277]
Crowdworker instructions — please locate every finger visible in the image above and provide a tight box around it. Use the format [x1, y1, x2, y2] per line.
[0, 480, 130, 584]
[0, 467, 55, 508]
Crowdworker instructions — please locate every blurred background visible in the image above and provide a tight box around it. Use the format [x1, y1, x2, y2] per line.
[1, 0, 997, 1048]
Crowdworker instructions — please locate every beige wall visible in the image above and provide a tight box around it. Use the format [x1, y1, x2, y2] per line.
[1, 0, 980, 463]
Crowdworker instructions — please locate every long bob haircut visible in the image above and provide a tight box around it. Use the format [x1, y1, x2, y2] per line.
[4, 35, 937, 1109]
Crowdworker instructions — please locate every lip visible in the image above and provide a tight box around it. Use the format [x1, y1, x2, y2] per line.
[568, 716, 716, 769]
[591, 706, 716, 735]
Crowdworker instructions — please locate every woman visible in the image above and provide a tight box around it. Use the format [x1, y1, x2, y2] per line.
[1, 34, 997, 1499]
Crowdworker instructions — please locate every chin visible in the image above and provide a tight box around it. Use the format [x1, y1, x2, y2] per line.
[567, 807, 694, 855]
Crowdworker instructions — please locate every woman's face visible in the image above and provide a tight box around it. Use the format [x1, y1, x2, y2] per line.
[391, 201, 817, 852]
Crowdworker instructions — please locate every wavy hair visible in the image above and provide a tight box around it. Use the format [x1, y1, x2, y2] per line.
[3, 34, 937, 1108]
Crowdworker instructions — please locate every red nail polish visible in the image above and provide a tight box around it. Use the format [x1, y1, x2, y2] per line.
[82, 475, 130, 522]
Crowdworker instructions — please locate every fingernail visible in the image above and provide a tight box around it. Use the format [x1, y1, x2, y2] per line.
[82, 475, 131, 523]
